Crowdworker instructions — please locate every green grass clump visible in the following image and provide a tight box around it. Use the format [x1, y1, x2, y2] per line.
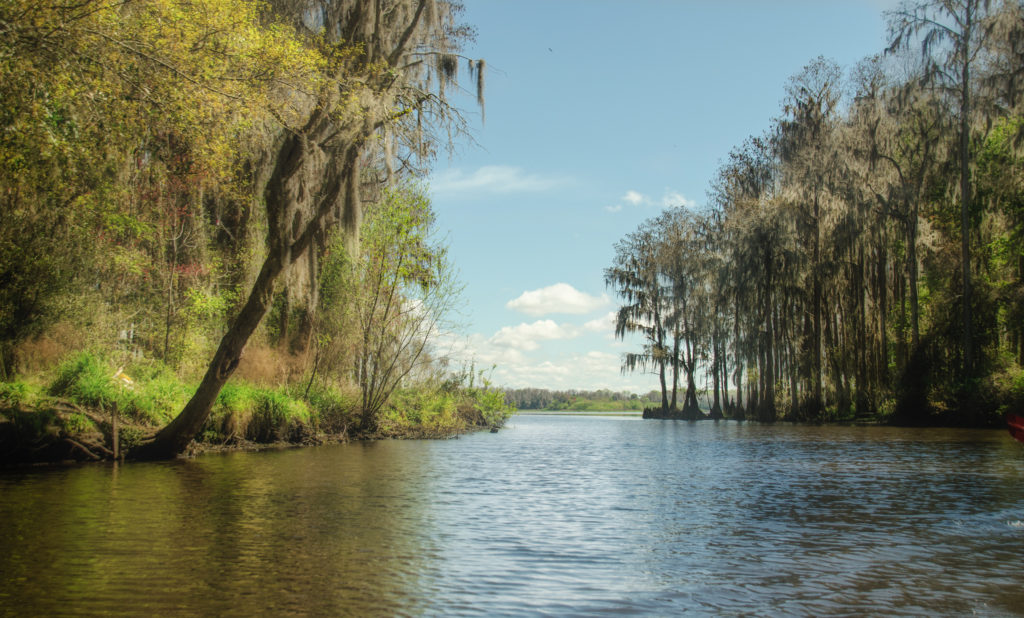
[48, 351, 122, 410]
[303, 383, 359, 433]
[124, 368, 190, 425]
[203, 382, 259, 443]
[202, 383, 318, 444]
[383, 388, 464, 438]
[64, 412, 97, 435]
[0, 380, 33, 408]
[47, 351, 189, 426]
[249, 387, 314, 442]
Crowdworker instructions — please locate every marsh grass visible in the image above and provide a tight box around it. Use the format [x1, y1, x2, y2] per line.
[4, 349, 511, 460]
[47, 351, 189, 425]
[382, 388, 465, 438]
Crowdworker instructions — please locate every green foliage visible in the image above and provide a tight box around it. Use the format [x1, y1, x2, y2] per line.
[7, 408, 57, 437]
[48, 352, 121, 410]
[64, 413, 96, 435]
[0, 381, 32, 409]
[127, 370, 192, 426]
[382, 388, 464, 438]
[471, 387, 514, 427]
[0, 0, 494, 455]
[0, 0, 322, 375]
[317, 184, 465, 430]
[249, 388, 313, 443]
[441, 366, 514, 429]
[48, 351, 188, 425]
[302, 383, 359, 434]
[547, 398, 646, 413]
[202, 382, 320, 444]
[203, 382, 258, 442]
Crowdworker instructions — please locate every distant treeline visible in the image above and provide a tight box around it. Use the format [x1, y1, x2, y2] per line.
[506, 388, 661, 411]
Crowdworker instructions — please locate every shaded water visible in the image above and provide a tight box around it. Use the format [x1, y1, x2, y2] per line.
[2, 416, 1024, 616]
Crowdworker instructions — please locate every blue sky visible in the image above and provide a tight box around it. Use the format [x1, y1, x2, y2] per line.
[430, 0, 899, 393]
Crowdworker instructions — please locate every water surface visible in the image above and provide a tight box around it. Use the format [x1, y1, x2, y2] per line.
[2, 416, 1023, 615]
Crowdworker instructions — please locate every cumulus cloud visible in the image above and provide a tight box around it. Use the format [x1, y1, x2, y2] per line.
[584, 311, 617, 334]
[491, 350, 629, 390]
[431, 165, 568, 195]
[489, 319, 581, 351]
[623, 190, 646, 206]
[506, 283, 609, 317]
[661, 190, 697, 209]
[439, 328, 652, 391]
[607, 187, 697, 212]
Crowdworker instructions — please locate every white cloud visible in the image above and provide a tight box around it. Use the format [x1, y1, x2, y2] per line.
[623, 190, 646, 206]
[489, 319, 581, 351]
[506, 283, 609, 317]
[584, 310, 617, 334]
[490, 350, 630, 391]
[431, 166, 568, 195]
[438, 328, 654, 392]
[607, 187, 697, 212]
[661, 190, 697, 209]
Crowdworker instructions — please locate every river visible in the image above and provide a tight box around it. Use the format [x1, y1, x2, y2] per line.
[2, 415, 1023, 616]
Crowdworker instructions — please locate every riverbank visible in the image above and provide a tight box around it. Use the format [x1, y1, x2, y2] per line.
[0, 351, 511, 466]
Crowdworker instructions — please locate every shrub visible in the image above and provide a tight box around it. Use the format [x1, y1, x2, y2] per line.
[48, 351, 121, 410]
[303, 383, 359, 434]
[48, 351, 190, 426]
[381, 388, 464, 438]
[248, 387, 313, 443]
[64, 412, 96, 435]
[203, 382, 259, 443]
[128, 370, 190, 425]
[0, 380, 31, 408]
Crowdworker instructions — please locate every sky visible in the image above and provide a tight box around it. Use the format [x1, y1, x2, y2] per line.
[429, 0, 901, 394]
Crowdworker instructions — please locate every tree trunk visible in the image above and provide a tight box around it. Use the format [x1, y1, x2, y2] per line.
[711, 335, 723, 419]
[812, 192, 823, 417]
[133, 112, 354, 459]
[959, 5, 974, 376]
[670, 334, 679, 412]
[133, 250, 285, 459]
[734, 300, 743, 415]
[658, 357, 669, 413]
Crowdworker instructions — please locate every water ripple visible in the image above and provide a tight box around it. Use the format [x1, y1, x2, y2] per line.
[2, 417, 1023, 616]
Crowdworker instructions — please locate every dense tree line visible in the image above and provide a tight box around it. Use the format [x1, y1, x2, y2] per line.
[0, 0, 489, 457]
[505, 388, 659, 411]
[607, 0, 1024, 425]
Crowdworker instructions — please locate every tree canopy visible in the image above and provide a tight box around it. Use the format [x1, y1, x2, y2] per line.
[607, 0, 1024, 425]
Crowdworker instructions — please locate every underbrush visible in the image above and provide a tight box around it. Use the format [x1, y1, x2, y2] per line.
[379, 377, 515, 438]
[381, 388, 465, 438]
[47, 351, 189, 426]
[203, 382, 326, 445]
[1, 349, 515, 463]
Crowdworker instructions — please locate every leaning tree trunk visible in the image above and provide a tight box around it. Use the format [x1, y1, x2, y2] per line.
[132, 110, 357, 460]
[133, 254, 286, 459]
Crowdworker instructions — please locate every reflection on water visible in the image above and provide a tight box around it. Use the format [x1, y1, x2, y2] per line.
[2, 417, 1024, 615]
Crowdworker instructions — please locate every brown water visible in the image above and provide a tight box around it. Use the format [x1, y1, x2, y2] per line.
[2, 416, 1024, 616]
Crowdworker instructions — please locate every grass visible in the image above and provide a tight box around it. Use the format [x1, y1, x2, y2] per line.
[382, 388, 465, 438]
[46, 351, 191, 426]
[3, 349, 515, 462]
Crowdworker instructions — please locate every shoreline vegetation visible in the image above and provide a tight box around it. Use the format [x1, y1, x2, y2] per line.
[0, 0, 496, 461]
[1, 351, 512, 466]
